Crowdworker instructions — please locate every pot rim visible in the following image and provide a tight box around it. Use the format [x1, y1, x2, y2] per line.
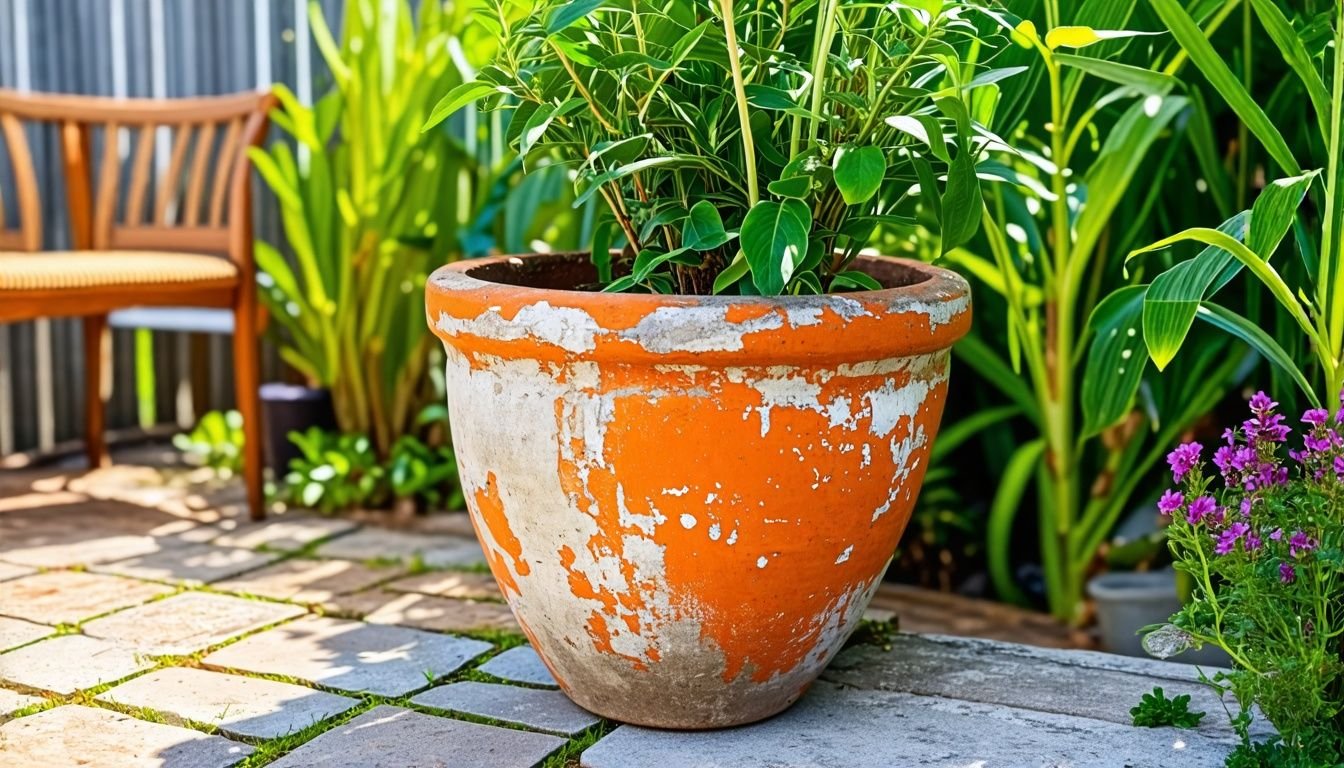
[426, 251, 971, 364]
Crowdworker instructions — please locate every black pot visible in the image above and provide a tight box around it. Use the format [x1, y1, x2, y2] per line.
[259, 383, 336, 472]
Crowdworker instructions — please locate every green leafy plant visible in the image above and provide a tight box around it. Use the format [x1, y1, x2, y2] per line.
[954, 0, 1250, 623]
[276, 407, 463, 514]
[1118, 1, 1342, 410]
[427, 0, 1015, 294]
[172, 410, 245, 477]
[1130, 686, 1206, 729]
[252, 0, 574, 456]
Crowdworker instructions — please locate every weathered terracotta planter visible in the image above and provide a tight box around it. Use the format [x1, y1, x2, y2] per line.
[425, 252, 970, 729]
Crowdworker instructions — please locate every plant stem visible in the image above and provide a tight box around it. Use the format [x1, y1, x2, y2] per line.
[719, 0, 759, 207]
[807, 0, 840, 150]
[1323, 4, 1344, 408]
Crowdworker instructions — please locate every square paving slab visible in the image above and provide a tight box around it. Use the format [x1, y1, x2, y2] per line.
[0, 635, 154, 694]
[202, 616, 491, 697]
[97, 667, 358, 740]
[316, 528, 485, 568]
[209, 515, 359, 551]
[213, 558, 400, 603]
[267, 705, 563, 768]
[0, 705, 251, 767]
[386, 570, 503, 600]
[0, 617, 52, 651]
[0, 570, 173, 625]
[81, 592, 305, 655]
[328, 591, 518, 633]
[91, 543, 280, 584]
[479, 646, 558, 687]
[413, 681, 601, 736]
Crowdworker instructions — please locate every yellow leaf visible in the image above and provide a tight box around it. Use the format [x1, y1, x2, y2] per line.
[1045, 26, 1103, 49]
[1011, 19, 1038, 48]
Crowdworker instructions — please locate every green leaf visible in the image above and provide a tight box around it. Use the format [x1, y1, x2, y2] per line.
[1149, 0, 1301, 176]
[1139, 211, 1251, 371]
[712, 252, 751, 295]
[830, 271, 883, 292]
[988, 439, 1044, 606]
[591, 219, 615, 283]
[682, 201, 733, 251]
[833, 146, 886, 206]
[767, 176, 812, 199]
[1247, 0, 1332, 142]
[940, 148, 983, 253]
[1081, 285, 1148, 436]
[1195, 302, 1320, 409]
[740, 199, 811, 296]
[885, 115, 948, 162]
[1248, 171, 1317, 256]
[518, 103, 556, 156]
[546, 0, 606, 35]
[424, 82, 496, 131]
[744, 84, 798, 110]
[1053, 53, 1176, 95]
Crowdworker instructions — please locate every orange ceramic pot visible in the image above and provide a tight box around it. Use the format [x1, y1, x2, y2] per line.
[425, 252, 970, 729]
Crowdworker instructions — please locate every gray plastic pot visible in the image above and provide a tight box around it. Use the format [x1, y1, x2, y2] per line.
[1087, 569, 1230, 666]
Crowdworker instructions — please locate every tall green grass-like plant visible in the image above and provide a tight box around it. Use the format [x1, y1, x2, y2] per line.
[251, 0, 574, 456]
[957, 0, 1251, 623]
[1116, 1, 1341, 412]
[426, 0, 1017, 295]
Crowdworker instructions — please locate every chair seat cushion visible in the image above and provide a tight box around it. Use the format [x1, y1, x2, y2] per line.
[0, 250, 238, 292]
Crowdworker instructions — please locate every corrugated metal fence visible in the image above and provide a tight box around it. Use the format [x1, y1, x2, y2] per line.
[0, 0, 344, 455]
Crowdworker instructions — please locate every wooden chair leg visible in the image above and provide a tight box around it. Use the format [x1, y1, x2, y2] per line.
[232, 301, 265, 521]
[83, 314, 111, 469]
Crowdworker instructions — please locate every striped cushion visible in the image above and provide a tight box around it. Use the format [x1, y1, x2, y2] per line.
[0, 250, 238, 291]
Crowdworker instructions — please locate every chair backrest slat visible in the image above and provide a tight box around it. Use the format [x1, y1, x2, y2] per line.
[92, 122, 121, 250]
[0, 112, 41, 251]
[154, 124, 194, 228]
[208, 118, 243, 227]
[124, 125, 156, 226]
[183, 122, 216, 227]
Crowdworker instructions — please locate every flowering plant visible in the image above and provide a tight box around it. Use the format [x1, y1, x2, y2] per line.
[1147, 392, 1344, 761]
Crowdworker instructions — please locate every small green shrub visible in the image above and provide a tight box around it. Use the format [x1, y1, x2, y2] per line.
[1129, 686, 1205, 730]
[172, 410, 244, 477]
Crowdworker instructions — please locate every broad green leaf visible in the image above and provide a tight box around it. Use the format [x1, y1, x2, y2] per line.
[1149, 0, 1301, 176]
[712, 252, 751, 294]
[1140, 211, 1250, 370]
[591, 218, 615, 283]
[1053, 53, 1176, 95]
[546, 0, 605, 35]
[767, 176, 812, 199]
[833, 146, 886, 205]
[1081, 285, 1148, 436]
[1044, 26, 1159, 50]
[940, 148, 982, 253]
[682, 201, 733, 251]
[740, 199, 811, 295]
[987, 439, 1044, 606]
[744, 84, 798, 110]
[424, 81, 497, 131]
[1195, 302, 1320, 409]
[885, 115, 948, 162]
[1130, 227, 1317, 352]
[518, 103, 556, 155]
[1248, 171, 1317, 256]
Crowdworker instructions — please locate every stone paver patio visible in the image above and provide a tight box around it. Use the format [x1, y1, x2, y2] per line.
[0, 451, 1243, 766]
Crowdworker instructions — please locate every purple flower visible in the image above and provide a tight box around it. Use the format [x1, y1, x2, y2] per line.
[1157, 489, 1184, 515]
[1221, 427, 1238, 445]
[1244, 412, 1290, 445]
[1186, 495, 1216, 525]
[1249, 391, 1277, 414]
[1168, 442, 1203, 483]
[1334, 455, 1344, 479]
[1246, 531, 1263, 551]
[1239, 497, 1253, 517]
[1303, 408, 1330, 426]
[1290, 531, 1316, 558]
[1304, 432, 1333, 453]
[1214, 521, 1250, 555]
[1269, 528, 1283, 541]
[1280, 563, 1296, 584]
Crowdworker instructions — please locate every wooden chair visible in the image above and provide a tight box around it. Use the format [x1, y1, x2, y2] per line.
[0, 90, 276, 520]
